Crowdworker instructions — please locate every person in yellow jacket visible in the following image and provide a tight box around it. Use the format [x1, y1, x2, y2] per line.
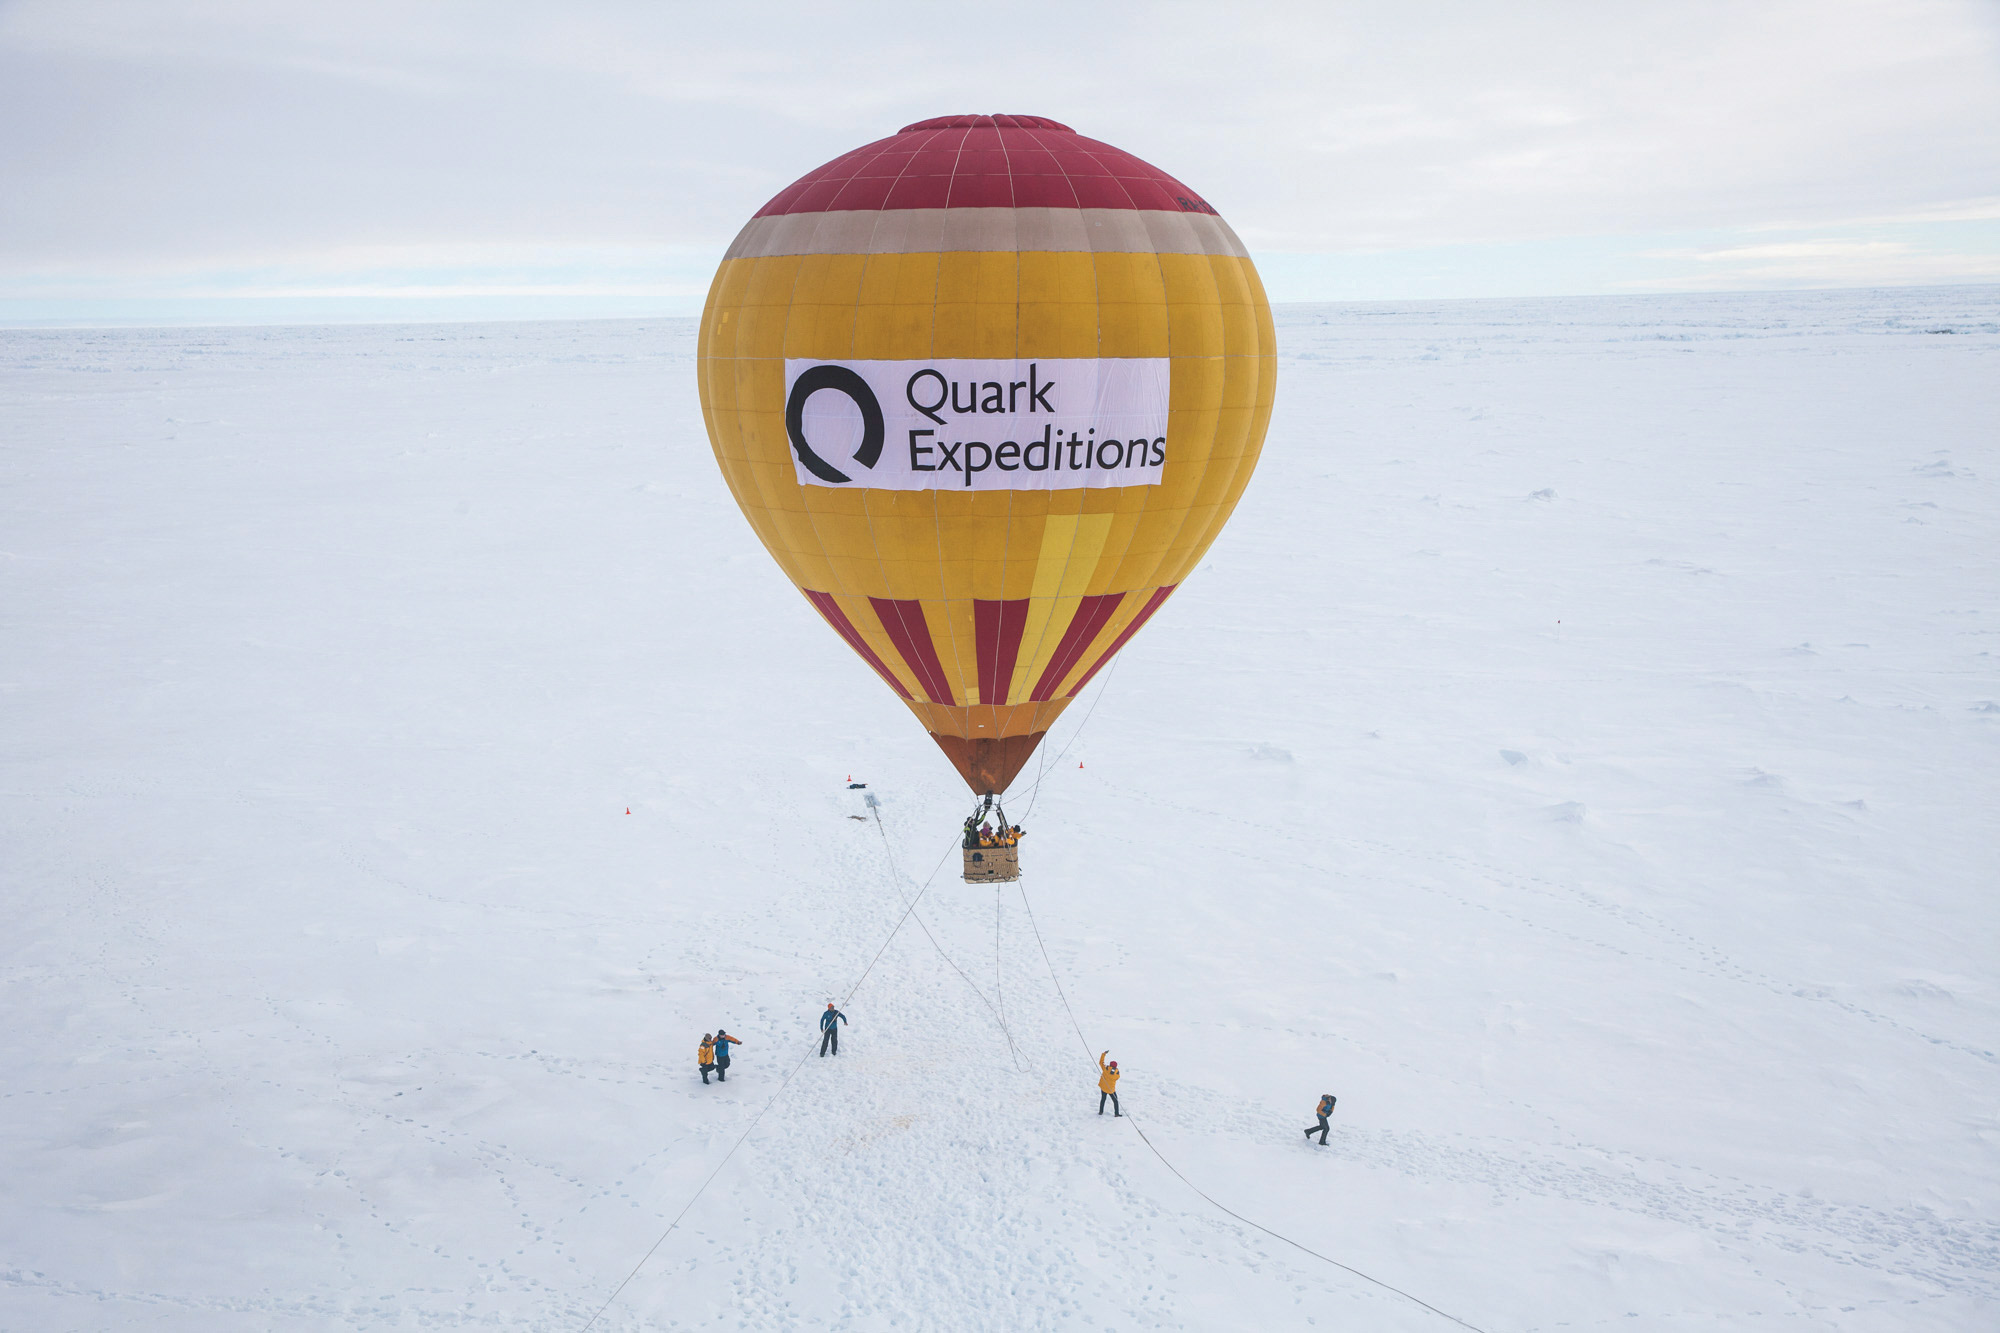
[1097, 1051, 1121, 1116]
[698, 1034, 716, 1085]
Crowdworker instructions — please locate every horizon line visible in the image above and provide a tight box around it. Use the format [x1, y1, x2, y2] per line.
[4, 278, 1997, 332]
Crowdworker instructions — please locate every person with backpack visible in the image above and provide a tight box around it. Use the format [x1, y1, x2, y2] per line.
[697, 1034, 716, 1084]
[1097, 1051, 1121, 1116]
[818, 1002, 847, 1056]
[1304, 1092, 1337, 1144]
[712, 1028, 742, 1080]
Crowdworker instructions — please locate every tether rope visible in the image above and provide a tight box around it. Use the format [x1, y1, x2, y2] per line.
[994, 885, 1006, 1042]
[869, 802, 1024, 1070]
[1020, 657, 1118, 820]
[577, 833, 960, 1332]
[1015, 879, 1492, 1333]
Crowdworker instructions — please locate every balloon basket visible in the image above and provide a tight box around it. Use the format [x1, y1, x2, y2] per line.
[962, 844, 1020, 883]
[960, 794, 1022, 883]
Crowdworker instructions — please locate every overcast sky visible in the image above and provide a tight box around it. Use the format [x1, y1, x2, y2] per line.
[3, 0, 1997, 322]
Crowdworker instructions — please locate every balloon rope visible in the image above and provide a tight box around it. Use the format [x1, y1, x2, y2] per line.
[1020, 657, 1118, 820]
[1014, 880, 1492, 1333]
[994, 885, 1006, 1042]
[578, 833, 959, 1332]
[869, 802, 1024, 1071]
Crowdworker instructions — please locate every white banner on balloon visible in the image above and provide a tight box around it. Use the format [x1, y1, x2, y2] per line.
[783, 357, 1169, 491]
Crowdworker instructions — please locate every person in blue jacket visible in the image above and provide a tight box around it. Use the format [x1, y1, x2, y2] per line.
[712, 1028, 742, 1080]
[818, 1002, 848, 1056]
[1304, 1093, 1337, 1144]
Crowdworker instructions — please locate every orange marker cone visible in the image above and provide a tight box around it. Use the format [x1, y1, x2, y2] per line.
[625, 807, 631, 815]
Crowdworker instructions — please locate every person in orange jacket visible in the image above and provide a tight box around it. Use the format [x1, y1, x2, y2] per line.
[1097, 1051, 1121, 1116]
[1304, 1092, 1336, 1144]
[697, 1034, 716, 1085]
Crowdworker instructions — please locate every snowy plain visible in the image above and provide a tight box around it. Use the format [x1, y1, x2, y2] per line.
[3, 287, 1997, 1332]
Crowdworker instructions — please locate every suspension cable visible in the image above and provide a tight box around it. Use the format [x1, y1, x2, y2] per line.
[870, 802, 1024, 1070]
[994, 885, 1006, 1041]
[1019, 658, 1118, 820]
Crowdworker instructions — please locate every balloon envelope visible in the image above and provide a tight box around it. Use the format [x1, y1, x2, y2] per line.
[698, 114, 1275, 794]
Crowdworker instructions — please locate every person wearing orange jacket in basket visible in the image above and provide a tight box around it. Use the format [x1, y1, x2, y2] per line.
[1097, 1051, 1121, 1116]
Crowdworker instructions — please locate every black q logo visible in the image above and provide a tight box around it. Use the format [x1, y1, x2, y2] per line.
[785, 366, 884, 485]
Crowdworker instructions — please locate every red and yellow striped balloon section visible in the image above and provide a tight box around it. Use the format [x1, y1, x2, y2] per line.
[697, 114, 1276, 793]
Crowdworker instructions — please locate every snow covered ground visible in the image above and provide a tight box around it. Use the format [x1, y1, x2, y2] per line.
[3, 286, 1997, 1332]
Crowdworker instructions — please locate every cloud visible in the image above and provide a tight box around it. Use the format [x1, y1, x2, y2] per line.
[0, 240, 722, 307]
[1624, 235, 2000, 291]
[2, 0, 1996, 309]
[1748, 197, 2000, 231]
[1676, 240, 1914, 263]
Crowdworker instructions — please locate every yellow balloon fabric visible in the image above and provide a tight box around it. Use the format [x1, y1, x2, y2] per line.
[697, 115, 1276, 794]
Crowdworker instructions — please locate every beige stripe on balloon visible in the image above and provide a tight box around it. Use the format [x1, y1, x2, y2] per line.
[723, 207, 1250, 261]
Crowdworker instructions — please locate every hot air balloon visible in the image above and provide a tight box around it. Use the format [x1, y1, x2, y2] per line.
[697, 114, 1275, 879]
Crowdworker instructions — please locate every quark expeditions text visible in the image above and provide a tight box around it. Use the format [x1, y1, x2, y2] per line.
[783, 356, 1171, 493]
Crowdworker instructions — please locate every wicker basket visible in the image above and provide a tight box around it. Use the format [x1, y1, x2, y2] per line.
[962, 844, 1021, 883]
